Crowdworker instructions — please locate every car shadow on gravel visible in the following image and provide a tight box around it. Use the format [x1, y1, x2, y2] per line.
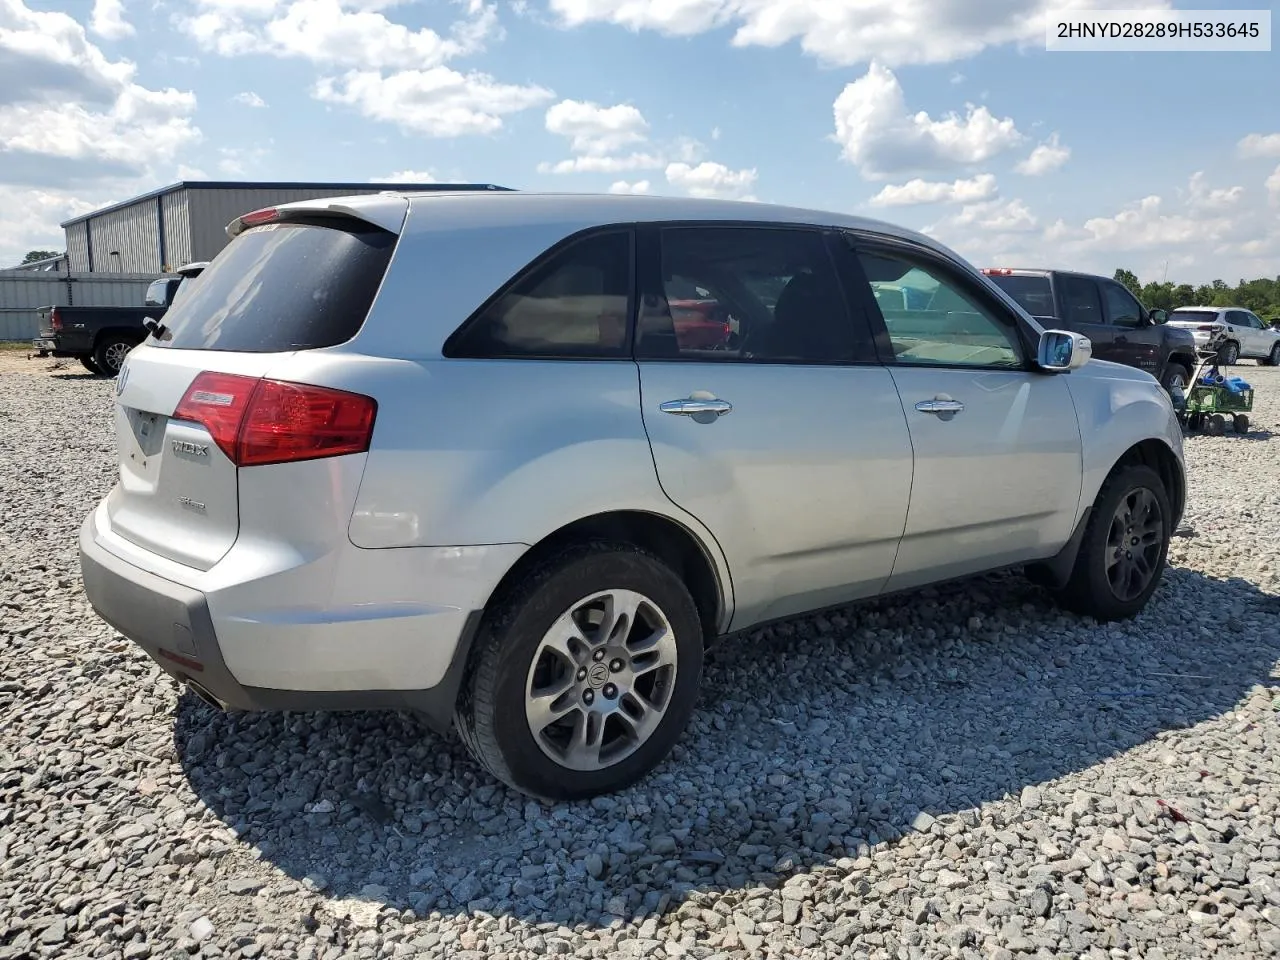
[171, 563, 1280, 927]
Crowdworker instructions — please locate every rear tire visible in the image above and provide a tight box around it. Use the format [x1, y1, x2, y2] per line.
[1218, 341, 1239, 365]
[1233, 414, 1250, 434]
[1264, 343, 1280, 367]
[79, 356, 103, 374]
[1207, 414, 1226, 436]
[93, 336, 134, 376]
[1054, 464, 1171, 623]
[456, 542, 704, 801]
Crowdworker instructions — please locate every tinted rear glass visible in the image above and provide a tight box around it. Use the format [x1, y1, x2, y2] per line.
[157, 221, 396, 352]
[1170, 310, 1220, 323]
[987, 275, 1054, 317]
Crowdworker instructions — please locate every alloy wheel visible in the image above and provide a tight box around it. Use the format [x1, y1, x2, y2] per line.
[1105, 486, 1164, 602]
[524, 589, 678, 772]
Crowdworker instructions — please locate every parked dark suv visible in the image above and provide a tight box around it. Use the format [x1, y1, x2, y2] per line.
[982, 268, 1198, 393]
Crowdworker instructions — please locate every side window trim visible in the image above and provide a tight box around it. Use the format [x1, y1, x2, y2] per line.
[634, 222, 875, 366]
[841, 233, 1036, 370]
[442, 226, 637, 360]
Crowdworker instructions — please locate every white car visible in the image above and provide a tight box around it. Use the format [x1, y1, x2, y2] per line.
[79, 191, 1186, 800]
[1166, 306, 1280, 366]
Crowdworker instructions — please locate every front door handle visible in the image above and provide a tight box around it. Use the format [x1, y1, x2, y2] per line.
[660, 398, 733, 418]
[915, 398, 965, 417]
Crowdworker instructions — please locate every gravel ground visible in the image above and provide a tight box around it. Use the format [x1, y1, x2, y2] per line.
[2, 350, 1279, 960]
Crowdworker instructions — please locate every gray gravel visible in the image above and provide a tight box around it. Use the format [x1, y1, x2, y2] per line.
[3, 351, 1280, 960]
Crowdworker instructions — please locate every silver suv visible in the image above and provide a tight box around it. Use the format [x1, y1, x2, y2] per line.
[80, 191, 1186, 800]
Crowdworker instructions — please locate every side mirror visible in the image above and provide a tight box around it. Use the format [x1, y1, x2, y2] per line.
[1148, 308, 1168, 325]
[1038, 329, 1092, 372]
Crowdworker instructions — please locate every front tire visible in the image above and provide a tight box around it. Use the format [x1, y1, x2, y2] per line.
[456, 542, 704, 801]
[1054, 464, 1171, 622]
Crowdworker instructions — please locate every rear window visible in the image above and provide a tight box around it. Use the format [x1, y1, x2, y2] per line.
[1170, 310, 1220, 323]
[987, 274, 1054, 317]
[157, 220, 396, 352]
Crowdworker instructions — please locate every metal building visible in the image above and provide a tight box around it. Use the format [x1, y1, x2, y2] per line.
[61, 180, 510, 274]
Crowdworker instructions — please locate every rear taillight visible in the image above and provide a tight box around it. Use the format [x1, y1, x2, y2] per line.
[1197, 325, 1219, 331]
[50, 307, 62, 332]
[173, 372, 376, 467]
[239, 207, 280, 228]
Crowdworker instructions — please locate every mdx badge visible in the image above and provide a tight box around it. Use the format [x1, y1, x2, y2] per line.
[172, 440, 209, 457]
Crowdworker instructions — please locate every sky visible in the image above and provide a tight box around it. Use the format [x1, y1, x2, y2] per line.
[1, 0, 1278, 284]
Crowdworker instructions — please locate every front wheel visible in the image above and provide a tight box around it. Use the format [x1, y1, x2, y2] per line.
[456, 542, 704, 800]
[1054, 464, 1171, 622]
[93, 336, 135, 376]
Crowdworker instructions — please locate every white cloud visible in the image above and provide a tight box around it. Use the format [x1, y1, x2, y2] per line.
[232, 91, 267, 107]
[1237, 132, 1280, 159]
[371, 170, 439, 183]
[868, 173, 997, 207]
[949, 72, 964, 84]
[0, 0, 199, 187]
[314, 68, 553, 137]
[665, 161, 756, 200]
[609, 179, 652, 194]
[1185, 171, 1243, 210]
[538, 152, 666, 174]
[181, 0, 496, 70]
[216, 145, 271, 176]
[1266, 165, 1280, 203]
[1014, 133, 1069, 175]
[547, 0, 1169, 67]
[545, 99, 649, 156]
[90, 0, 134, 39]
[833, 62, 1023, 179]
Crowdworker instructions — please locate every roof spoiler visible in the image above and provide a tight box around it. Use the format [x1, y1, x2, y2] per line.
[225, 183, 514, 239]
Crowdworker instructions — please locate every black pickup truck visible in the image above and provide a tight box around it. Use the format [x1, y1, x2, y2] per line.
[982, 267, 1199, 394]
[32, 262, 207, 376]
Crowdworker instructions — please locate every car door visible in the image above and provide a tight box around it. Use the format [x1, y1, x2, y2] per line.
[635, 224, 914, 629]
[844, 237, 1084, 592]
[1100, 280, 1161, 376]
[1235, 311, 1266, 356]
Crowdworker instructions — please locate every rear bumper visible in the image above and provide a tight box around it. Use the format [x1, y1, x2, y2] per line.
[78, 514, 493, 732]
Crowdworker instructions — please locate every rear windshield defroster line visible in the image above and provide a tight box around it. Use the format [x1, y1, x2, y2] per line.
[156, 220, 396, 353]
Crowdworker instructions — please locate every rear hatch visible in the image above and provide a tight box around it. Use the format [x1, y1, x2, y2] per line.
[1167, 309, 1221, 330]
[105, 202, 401, 570]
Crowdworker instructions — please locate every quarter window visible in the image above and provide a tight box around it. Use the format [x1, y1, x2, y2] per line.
[449, 231, 632, 358]
[855, 250, 1023, 368]
[636, 227, 858, 364]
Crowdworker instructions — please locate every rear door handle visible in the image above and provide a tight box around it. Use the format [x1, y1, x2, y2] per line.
[915, 399, 965, 416]
[660, 398, 733, 417]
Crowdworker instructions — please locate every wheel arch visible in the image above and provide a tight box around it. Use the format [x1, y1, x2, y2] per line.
[1105, 438, 1185, 532]
[479, 510, 730, 644]
[93, 326, 145, 348]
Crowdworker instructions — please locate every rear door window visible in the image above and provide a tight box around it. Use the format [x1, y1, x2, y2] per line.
[157, 220, 396, 352]
[986, 275, 1054, 317]
[1059, 275, 1104, 326]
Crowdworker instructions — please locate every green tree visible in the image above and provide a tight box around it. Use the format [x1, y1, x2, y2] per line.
[21, 249, 60, 264]
[1113, 268, 1142, 297]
